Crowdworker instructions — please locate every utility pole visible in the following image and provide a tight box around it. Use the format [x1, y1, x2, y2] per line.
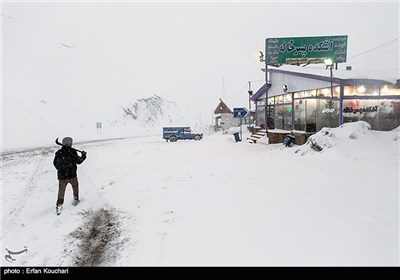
[257, 50, 269, 134]
[248, 81, 253, 126]
[265, 64, 269, 131]
[222, 77, 225, 99]
[330, 65, 333, 98]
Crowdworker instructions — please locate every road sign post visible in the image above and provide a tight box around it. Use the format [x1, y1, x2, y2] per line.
[240, 115, 242, 141]
[233, 108, 248, 142]
[96, 122, 102, 134]
[233, 108, 248, 118]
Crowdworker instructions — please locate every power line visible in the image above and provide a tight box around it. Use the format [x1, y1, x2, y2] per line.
[350, 47, 400, 65]
[235, 82, 249, 99]
[348, 37, 400, 60]
[234, 79, 265, 99]
[344, 68, 399, 73]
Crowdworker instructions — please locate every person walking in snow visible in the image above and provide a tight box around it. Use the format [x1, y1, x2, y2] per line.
[53, 137, 87, 214]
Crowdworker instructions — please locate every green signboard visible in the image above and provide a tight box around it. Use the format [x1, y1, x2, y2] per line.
[266, 35, 348, 65]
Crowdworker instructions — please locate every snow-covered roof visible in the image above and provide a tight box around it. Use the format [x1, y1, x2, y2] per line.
[269, 64, 397, 82]
[214, 99, 233, 114]
[251, 64, 396, 101]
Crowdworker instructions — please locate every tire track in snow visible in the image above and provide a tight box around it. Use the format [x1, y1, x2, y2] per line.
[2, 148, 53, 233]
[68, 208, 126, 266]
[1, 140, 134, 266]
[63, 156, 132, 266]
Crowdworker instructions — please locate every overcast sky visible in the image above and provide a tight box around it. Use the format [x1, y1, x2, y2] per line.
[2, 1, 399, 129]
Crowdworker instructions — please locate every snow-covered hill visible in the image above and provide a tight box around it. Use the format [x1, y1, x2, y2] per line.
[120, 94, 187, 127]
[1, 93, 203, 150]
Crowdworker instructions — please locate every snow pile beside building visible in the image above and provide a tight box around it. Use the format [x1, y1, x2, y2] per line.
[295, 121, 399, 156]
[391, 126, 400, 141]
[225, 125, 250, 135]
[391, 125, 400, 134]
[256, 134, 269, 145]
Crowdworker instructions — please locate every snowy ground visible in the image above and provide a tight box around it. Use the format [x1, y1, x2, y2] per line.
[1, 122, 399, 266]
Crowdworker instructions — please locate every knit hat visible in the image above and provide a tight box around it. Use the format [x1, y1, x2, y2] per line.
[62, 137, 73, 147]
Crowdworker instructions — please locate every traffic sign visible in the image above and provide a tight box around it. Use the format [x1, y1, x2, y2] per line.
[233, 107, 248, 118]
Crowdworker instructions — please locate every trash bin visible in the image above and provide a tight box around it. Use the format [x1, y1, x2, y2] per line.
[233, 132, 241, 142]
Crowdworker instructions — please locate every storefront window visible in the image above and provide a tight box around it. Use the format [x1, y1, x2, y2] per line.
[267, 105, 275, 129]
[284, 94, 292, 103]
[293, 99, 317, 132]
[317, 99, 340, 131]
[274, 104, 292, 130]
[304, 89, 317, 97]
[256, 105, 265, 127]
[343, 99, 400, 130]
[294, 99, 306, 131]
[268, 97, 274, 105]
[294, 91, 305, 99]
[293, 99, 339, 132]
[317, 86, 340, 98]
[380, 85, 400, 96]
[305, 99, 317, 132]
[275, 95, 285, 104]
[272, 94, 292, 104]
[257, 99, 265, 106]
[344, 85, 380, 96]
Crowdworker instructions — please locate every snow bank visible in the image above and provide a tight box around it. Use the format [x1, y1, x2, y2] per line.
[1, 128, 398, 266]
[295, 121, 398, 156]
[256, 134, 269, 145]
[225, 125, 249, 135]
[391, 126, 400, 142]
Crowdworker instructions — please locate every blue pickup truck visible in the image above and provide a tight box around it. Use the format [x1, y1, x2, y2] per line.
[163, 127, 203, 142]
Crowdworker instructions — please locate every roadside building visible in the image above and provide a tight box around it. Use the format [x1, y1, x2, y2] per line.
[213, 99, 235, 132]
[251, 66, 400, 135]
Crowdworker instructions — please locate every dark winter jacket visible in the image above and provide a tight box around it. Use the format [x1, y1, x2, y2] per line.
[53, 147, 86, 180]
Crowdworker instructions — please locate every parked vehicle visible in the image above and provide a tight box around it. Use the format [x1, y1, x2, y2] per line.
[163, 127, 203, 142]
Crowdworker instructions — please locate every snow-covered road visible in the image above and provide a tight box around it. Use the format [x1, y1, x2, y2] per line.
[1, 126, 399, 266]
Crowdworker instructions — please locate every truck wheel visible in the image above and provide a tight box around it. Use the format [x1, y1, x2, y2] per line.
[194, 135, 201, 141]
[169, 136, 177, 142]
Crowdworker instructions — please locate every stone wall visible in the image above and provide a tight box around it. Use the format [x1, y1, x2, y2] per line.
[294, 132, 313, 145]
[268, 131, 288, 144]
[268, 130, 314, 145]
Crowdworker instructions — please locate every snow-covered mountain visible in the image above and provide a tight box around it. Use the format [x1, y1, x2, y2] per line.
[120, 94, 187, 128]
[1, 93, 198, 150]
[116, 94, 211, 139]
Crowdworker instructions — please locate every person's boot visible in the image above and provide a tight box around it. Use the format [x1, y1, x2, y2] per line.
[56, 204, 63, 215]
[72, 196, 80, 206]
